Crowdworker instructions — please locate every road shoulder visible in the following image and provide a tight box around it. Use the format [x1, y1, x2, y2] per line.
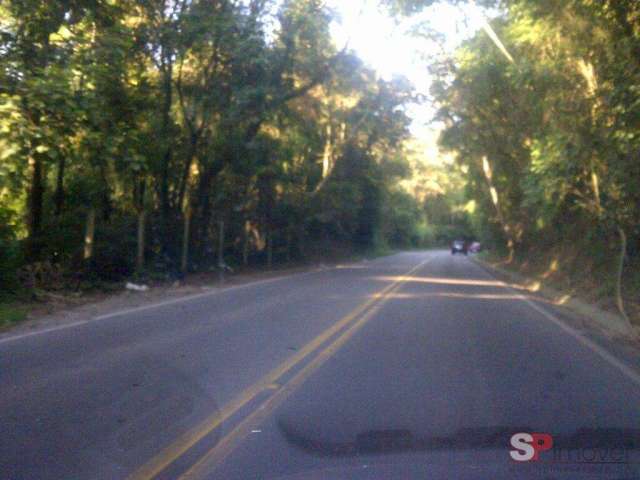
[0, 263, 336, 340]
[472, 254, 640, 374]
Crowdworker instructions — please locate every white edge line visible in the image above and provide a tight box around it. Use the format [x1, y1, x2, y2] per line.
[0, 251, 420, 347]
[0, 267, 329, 346]
[94, 253, 418, 323]
[478, 261, 640, 388]
[93, 270, 321, 320]
[516, 294, 640, 388]
[0, 320, 90, 345]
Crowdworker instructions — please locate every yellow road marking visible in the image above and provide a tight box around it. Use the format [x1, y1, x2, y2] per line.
[179, 258, 431, 480]
[128, 256, 432, 480]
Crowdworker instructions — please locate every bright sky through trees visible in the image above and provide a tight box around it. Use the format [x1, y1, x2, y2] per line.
[328, 0, 488, 133]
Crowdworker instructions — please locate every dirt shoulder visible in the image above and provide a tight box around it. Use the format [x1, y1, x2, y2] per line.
[0, 261, 344, 338]
[472, 253, 640, 363]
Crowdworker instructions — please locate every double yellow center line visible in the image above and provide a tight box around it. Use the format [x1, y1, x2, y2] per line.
[128, 255, 433, 480]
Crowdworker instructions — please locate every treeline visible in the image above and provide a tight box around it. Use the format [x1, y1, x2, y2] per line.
[0, 0, 428, 290]
[427, 0, 640, 290]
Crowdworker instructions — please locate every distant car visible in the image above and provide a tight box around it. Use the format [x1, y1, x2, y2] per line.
[451, 240, 468, 255]
[469, 241, 481, 253]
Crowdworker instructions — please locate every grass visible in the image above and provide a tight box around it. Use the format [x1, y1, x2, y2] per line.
[0, 302, 27, 330]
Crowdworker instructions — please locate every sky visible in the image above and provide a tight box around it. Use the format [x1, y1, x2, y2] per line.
[327, 0, 489, 136]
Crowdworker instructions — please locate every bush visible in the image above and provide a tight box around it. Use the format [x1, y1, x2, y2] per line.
[91, 214, 137, 281]
[0, 302, 27, 328]
[415, 221, 437, 247]
[0, 207, 23, 292]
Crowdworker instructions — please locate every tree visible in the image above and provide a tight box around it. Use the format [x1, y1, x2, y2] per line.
[0, 0, 427, 290]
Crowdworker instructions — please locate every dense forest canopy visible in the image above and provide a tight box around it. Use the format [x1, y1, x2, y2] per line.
[0, 0, 442, 290]
[387, 0, 640, 318]
[1, 0, 639, 318]
[429, 0, 640, 259]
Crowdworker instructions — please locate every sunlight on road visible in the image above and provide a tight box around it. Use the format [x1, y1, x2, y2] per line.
[368, 289, 570, 310]
[373, 292, 524, 300]
[371, 275, 528, 290]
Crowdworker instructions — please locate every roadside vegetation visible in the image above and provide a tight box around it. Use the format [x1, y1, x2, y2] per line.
[0, 300, 27, 330]
[2, 0, 639, 328]
[400, 0, 640, 324]
[0, 0, 449, 315]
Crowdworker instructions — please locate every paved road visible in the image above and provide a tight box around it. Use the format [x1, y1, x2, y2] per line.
[2, 251, 640, 479]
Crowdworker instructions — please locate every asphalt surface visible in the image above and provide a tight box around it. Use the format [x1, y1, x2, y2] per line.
[2, 250, 640, 480]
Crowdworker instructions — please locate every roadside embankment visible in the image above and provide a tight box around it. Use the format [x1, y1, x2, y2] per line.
[474, 250, 640, 339]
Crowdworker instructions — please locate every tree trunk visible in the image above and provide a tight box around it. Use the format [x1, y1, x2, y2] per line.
[160, 147, 172, 226]
[195, 163, 216, 252]
[135, 178, 147, 274]
[181, 209, 191, 274]
[23, 32, 50, 261]
[616, 226, 633, 332]
[27, 153, 44, 260]
[286, 226, 293, 263]
[243, 221, 250, 266]
[297, 224, 306, 258]
[83, 207, 96, 261]
[54, 156, 65, 216]
[195, 161, 224, 253]
[159, 60, 174, 254]
[266, 229, 273, 269]
[481, 155, 514, 258]
[218, 220, 225, 283]
[177, 131, 199, 210]
[136, 209, 146, 273]
[322, 123, 333, 179]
